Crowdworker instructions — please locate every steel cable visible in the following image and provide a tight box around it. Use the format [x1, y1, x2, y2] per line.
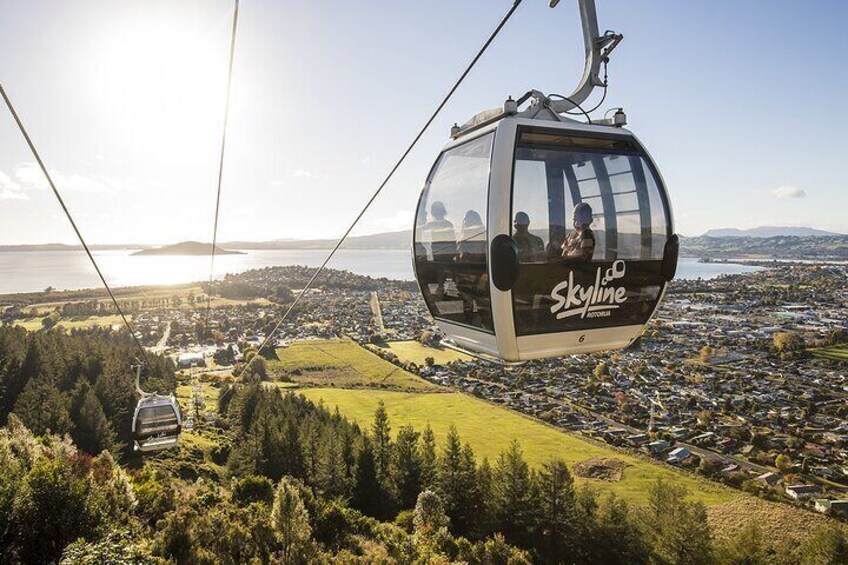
[236, 0, 525, 378]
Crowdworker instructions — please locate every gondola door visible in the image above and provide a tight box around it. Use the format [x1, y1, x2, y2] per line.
[503, 121, 673, 360]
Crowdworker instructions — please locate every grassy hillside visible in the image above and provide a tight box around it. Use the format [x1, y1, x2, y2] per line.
[368, 340, 472, 366]
[809, 344, 848, 361]
[272, 339, 438, 391]
[300, 387, 736, 507]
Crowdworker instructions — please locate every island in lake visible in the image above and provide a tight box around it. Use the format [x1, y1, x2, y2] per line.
[132, 241, 245, 256]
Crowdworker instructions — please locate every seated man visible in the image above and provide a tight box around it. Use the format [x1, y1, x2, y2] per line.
[513, 211, 545, 262]
[561, 202, 595, 261]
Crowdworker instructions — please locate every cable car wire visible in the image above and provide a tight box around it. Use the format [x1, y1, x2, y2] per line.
[204, 0, 241, 337]
[236, 0, 526, 378]
[0, 84, 149, 364]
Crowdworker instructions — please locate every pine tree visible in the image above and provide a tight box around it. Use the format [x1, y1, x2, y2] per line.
[280, 421, 305, 479]
[642, 480, 714, 565]
[372, 400, 393, 482]
[475, 458, 496, 538]
[437, 425, 479, 538]
[352, 436, 381, 518]
[492, 440, 537, 548]
[393, 425, 423, 509]
[272, 477, 312, 564]
[421, 423, 437, 489]
[318, 426, 349, 499]
[70, 381, 116, 455]
[537, 458, 577, 562]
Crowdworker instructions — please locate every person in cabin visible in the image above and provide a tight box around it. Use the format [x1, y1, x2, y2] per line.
[562, 202, 595, 261]
[513, 211, 545, 262]
[457, 210, 486, 263]
[425, 201, 457, 261]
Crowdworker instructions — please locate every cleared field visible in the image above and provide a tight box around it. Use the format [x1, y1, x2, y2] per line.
[13, 317, 47, 331]
[16, 284, 270, 315]
[272, 340, 438, 391]
[369, 340, 472, 366]
[810, 344, 848, 361]
[14, 314, 128, 332]
[708, 496, 848, 543]
[300, 387, 736, 507]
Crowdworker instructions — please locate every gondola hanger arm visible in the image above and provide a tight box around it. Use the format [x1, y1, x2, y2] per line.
[548, 0, 622, 114]
[453, 0, 622, 137]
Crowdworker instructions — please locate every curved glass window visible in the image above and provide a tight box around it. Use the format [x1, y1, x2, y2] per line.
[414, 133, 493, 332]
[511, 127, 669, 335]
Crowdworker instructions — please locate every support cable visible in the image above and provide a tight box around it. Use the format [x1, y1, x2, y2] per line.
[204, 0, 241, 337]
[237, 0, 525, 379]
[0, 84, 149, 364]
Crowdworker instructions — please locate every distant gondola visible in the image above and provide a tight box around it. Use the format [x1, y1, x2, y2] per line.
[132, 393, 182, 453]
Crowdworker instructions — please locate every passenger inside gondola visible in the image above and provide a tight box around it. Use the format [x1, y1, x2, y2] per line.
[426, 201, 457, 260]
[562, 202, 595, 261]
[513, 211, 545, 262]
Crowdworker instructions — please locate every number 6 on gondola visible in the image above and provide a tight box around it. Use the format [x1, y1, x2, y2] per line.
[413, 102, 679, 362]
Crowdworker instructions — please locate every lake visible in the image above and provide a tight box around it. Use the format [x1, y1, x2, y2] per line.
[0, 250, 765, 295]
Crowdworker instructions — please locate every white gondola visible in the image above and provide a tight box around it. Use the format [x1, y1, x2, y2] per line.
[131, 364, 182, 453]
[412, 1, 678, 362]
[132, 394, 182, 452]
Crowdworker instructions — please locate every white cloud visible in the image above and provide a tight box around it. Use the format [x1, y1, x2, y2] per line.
[269, 180, 286, 187]
[0, 188, 29, 201]
[772, 185, 806, 199]
[291, 170, 312, 179]
[13, 162, 120, 193]
[0, 170, 27, 200]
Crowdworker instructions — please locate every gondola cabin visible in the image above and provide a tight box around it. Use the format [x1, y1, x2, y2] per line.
[132, 394, 182, 452]
[413, 105, 678, 362]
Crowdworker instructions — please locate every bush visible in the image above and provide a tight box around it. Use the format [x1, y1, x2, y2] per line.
[232, 475, 274, 507]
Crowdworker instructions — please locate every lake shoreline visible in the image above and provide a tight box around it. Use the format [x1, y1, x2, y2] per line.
[0, 250, 768, 296]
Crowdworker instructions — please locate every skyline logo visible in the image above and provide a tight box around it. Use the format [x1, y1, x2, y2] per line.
[550, 260, 628, 320]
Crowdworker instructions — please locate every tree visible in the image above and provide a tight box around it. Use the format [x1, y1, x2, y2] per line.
[424, 356, 435, 367]
[717, 522, 772, 565]
[593, 362, 609, 380]
[641, 480, 713, 565]
[592, 494, 650, 565]
[352, 437, 381, 518]
[372, 401, 393, 482]
[796, 525, 848, 565]
[421, 423, 437, 490]
[436, 426, 480, 538]
[492, 440, 537, 549]
[775, 453, 793, 474]
[62, 531, 159, 564]
[413, 490, 452, 562]
[392, 425, 423, 510]
[537, 458, 577, 562]
[231, 475, 274, 507]
[70, 381, 116, 455]
[272, 477, 313, 565]
[318, 426, 349, 499]
[774, 332, 805, 356]
[14, 380, 73, 437]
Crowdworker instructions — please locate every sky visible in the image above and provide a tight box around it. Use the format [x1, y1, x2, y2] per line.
[1, 0, 847, 245]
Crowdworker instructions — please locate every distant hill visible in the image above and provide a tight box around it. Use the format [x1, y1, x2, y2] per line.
[703, 226, 842, 238]
[0, 243, 148, 252]
[682, 234, 848, 260]
[222, 229, 411, 250]
[132, 241, 244, 256]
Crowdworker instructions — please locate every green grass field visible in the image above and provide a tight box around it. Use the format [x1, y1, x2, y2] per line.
[810, 344, 848, 361]
[14, 314, 128, 332]
[300, 387, 736, 507]
[369, 340, 472, 366]
[272, 339, 438, 391]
